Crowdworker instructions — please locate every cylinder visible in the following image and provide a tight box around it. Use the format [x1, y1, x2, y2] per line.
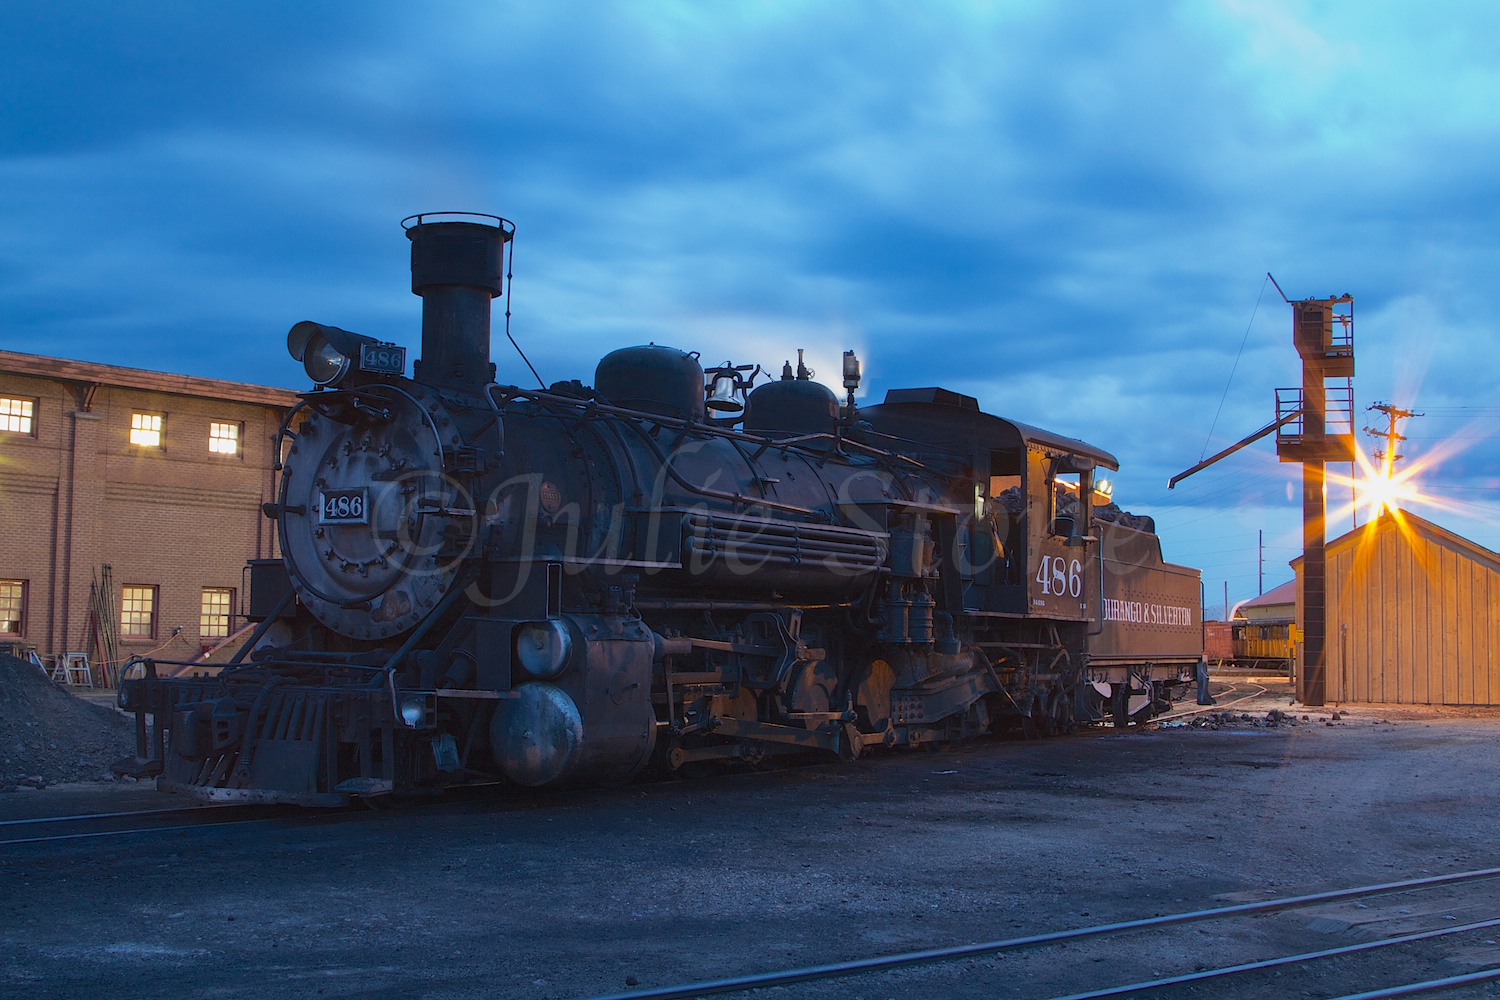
[406, 216, 511, 392]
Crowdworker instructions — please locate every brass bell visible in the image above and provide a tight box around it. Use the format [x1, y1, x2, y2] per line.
[705, 373, 745, 414]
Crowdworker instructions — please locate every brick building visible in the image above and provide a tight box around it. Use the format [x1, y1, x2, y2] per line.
[0, 349, 297, 677]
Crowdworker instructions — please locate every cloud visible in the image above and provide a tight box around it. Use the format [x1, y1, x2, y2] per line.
[2, 0, 1499, 598]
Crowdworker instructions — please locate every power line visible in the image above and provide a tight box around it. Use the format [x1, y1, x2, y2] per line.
[1154, 485, 1288, 528]
[1428, 497, 1500, 515]
[1137, 453, 1292, 509]
[1145, 473, 1295, 512]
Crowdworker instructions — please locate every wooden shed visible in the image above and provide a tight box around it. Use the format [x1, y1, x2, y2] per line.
[1293, 509, 1500, 705]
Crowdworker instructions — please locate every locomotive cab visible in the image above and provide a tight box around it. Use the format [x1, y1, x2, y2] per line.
[857, 387, 1117, 620]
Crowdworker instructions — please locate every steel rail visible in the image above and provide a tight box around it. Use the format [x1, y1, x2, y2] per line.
[1049, 915, 1500, 1000]
[1329, 967, 1500, 999]
[0, 817, 294, 848]
[0, 804, 244, 829]
[1152, 684, 1271, 723]
[0, 803, 305, 848]
[0, 779, 541, 850]
[578, 867, 1500, 1000]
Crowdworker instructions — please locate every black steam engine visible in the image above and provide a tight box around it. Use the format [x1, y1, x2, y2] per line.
[116, 213, 1203, 805]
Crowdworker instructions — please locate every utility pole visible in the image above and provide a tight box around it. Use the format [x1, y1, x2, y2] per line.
[1364, 401, 1422, 481]
[1258, 529, 1264, 595]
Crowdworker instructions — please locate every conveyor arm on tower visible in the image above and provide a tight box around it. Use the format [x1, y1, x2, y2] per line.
[1168, 408, 1302, 489]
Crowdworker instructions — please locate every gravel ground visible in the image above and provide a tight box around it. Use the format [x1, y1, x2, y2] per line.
[5, 689, 1500, 999]
[0, 655, 134, 790]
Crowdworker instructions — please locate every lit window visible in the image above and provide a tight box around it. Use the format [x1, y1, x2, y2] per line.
[121, 585, 156, 638]
[0, 397, 34, 434]
[200, 587, 233, 638]
[130, 413, 163, 448]
[0, 580, 25, 634]
[208, 421, 239, 455]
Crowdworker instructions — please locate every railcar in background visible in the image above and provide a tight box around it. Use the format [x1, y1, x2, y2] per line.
[1206, 619, 1296, 674]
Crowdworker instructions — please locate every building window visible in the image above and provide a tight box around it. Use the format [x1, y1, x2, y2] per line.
[0, 397, 35, 435]
[0, 580, 25, 635]
[130, 412, 163, 448]
[200, 587, 234, 638]
[208, 421, 240, 455]
[121, 585, 157, 639]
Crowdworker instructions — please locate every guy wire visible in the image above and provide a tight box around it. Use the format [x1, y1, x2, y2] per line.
[1200, 273, 1270, 461]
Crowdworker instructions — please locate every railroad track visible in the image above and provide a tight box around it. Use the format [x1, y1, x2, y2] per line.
[580, 867, 1500, 1000]
[1153, 682, 1271, 723]
[0, 802, 314, 847]
[0, 693, 1317, 852]
[0, 691, 1261, 851]
[0, 698, 1297, 850]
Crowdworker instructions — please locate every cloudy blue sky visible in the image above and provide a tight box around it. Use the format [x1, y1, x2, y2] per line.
[3, 1, 1497, 611]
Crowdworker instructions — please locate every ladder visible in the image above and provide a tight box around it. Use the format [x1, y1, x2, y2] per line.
[49, 653, 93, 687]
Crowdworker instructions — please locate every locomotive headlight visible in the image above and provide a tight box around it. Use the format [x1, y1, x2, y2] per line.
[303, 337, 351, 386]
[399, 694, 429, 729]
[287, 321, 388, 389]
[515, 620, 572, 678]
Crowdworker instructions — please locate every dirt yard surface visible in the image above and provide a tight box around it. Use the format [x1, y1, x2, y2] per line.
[4, 703, 1500, 999]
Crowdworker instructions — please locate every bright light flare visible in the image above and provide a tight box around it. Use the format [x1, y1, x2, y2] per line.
[1326, 424, 1481, 527]
[1353, 450, 1421, 519]
[1356, 471, 1404, 516]
[1327, 444, 1418, 524]
[1324, 428, 1488, 596]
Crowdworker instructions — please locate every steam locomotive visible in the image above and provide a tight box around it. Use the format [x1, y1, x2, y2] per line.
[115, 213, 1202, 805]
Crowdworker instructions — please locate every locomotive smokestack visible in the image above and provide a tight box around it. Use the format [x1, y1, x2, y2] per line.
[403, 213, 513, 392]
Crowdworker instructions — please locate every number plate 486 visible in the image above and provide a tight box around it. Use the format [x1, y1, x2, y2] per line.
[1036, 555, 1084, 598]
[318, 488, 369, 524]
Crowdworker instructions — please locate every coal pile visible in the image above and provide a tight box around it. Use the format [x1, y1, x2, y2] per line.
[996, 484, 1157, 533]
[1163, 708, 1355, 731]
[0, 654, 134, 789]
[1188, 709, 1297, 730]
